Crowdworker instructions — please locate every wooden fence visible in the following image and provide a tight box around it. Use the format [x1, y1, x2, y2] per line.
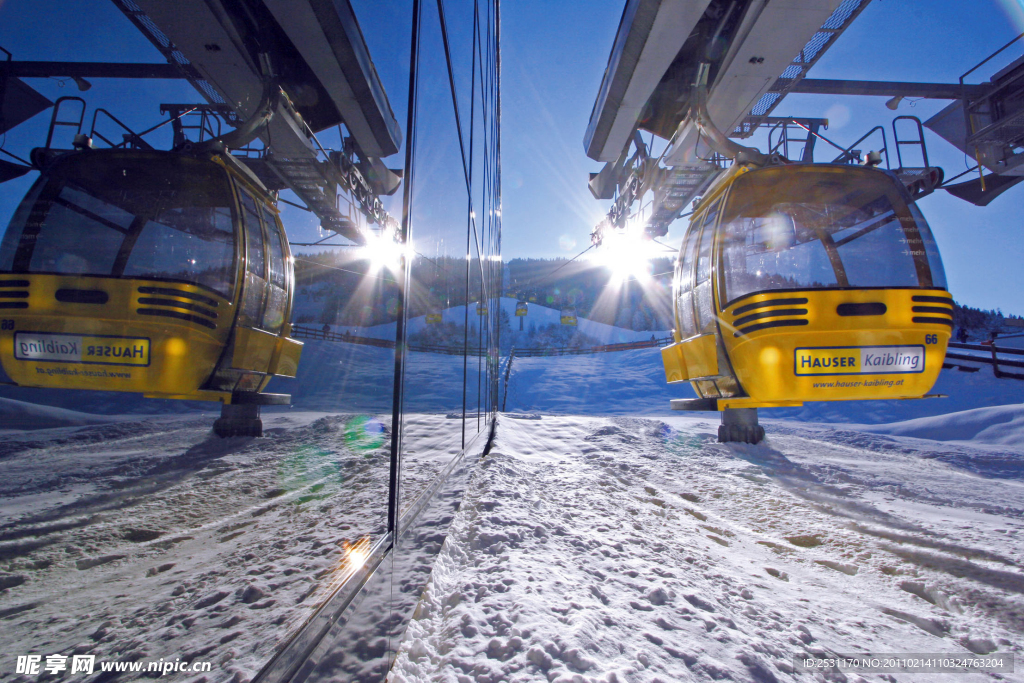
[291, 325, 672, 357]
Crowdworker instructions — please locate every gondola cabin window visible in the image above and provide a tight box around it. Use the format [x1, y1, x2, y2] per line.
[263, 212, 288, 334]
[0, 153, 237, 298]
[718, 166, 946, 307]
[238, 189, 268, 329]
[695, 200, 719, 334]
[122, 206, 235, 296]
[25, 184, 131, 275]
[676, 198, 719, 339]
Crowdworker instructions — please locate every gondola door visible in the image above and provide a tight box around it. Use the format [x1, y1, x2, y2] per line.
[231, 187, 280, 386]
[674, 198, 721, 383]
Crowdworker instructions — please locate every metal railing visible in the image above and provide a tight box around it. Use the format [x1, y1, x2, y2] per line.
[944, 341, 1024, 380]
[512, 337, 673, 357]
[291, 325, 673, 357]
[290, 325, 396, 349]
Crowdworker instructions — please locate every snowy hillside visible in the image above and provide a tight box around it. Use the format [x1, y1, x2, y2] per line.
[303, 299, 668, 346]
[502, 343, 1024, 423]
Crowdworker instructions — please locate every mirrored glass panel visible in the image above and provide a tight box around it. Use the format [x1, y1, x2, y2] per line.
[0, 0, 409, 677]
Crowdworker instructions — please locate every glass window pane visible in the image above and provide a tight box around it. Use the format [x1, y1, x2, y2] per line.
[696, 199, 718, 282]
[833, 211, 920, 287]
[266, 216, 287, 289]
[28, 185, 130, 275]
[0, 178, 44, 270]
[241, 193, 265, 278]
[909, 202, 947, 288]
[122, 206, 235, 296]
[719, 166, 945, 305]
[0, 2, 415, 678]
[696, 280, 715, 332]
[677, 221, 701, 337]
[679, 290, 696, 338]
[399, 0, 474, 519]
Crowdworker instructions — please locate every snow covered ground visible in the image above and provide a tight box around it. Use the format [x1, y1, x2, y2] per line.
[0, 409, 465, 682]
[387, 343, 1024, 682]
[389, 413, 1024, 682]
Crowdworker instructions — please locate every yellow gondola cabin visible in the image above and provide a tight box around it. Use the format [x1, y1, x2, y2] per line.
[662, 162, 951, 443]
[0, 147, 302, 436]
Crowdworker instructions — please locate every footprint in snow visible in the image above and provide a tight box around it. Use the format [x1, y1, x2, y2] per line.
[815, 559, 858, 576]
[786, 534, 823, 548]
[881, 607, 949, 637]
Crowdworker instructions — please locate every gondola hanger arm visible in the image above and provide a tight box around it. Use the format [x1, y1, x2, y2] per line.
[191, 55, 281, 153]
[687, 62, 768, 167]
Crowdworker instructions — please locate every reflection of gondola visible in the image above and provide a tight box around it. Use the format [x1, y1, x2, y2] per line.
[425, 312, 442, 324]
[476, 302, 488, 316]
[560, 306, 577, 326]
[0, 148, 302, 436]
[514, 301, 528, 316]
[662, 163, 951, 443]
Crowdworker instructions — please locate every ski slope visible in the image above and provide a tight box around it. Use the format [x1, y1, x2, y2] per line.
[346, 299, 667, 345]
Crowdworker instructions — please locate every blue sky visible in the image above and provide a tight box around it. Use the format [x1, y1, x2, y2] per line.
[1, 0, 1023, 313]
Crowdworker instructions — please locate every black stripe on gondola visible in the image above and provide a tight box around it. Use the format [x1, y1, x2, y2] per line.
[731, 297, 809, 317]
[0, 280, 29, 288]
[911, 295, 952, 305]
[836, 302, 886, 316]
[0, 302, 28, 309]
[137, 286, 219, 308]
[56, 289, 108, 304]
[138, 297, 218, 319]
[912, 306, 952, 316]
[733, 308, 807, 328]
[0, 291, 28, 298]
[137, 308, 217, 329]
[912, 316, 954, 327]
[734, 319, 809, 337]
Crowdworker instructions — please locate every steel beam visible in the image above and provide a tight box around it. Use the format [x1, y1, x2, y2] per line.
[792, 78, 986, 99]
[3, 61, 185, 79]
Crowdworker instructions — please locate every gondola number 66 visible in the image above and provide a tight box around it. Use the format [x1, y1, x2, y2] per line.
[924, 334, 938, 344]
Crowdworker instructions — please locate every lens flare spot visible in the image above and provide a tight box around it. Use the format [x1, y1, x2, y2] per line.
[825, 103, 850, 130]
[759, 346, 781, 368]
[344, 416, 387, 452]
[277, 444, 341, 502]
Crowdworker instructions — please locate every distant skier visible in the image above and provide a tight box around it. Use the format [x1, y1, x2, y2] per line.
[322, 323, 331, 338]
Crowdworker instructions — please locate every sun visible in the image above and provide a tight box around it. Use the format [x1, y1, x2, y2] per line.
[362, 230, 408, 274]
[591, 230, 660, 283]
